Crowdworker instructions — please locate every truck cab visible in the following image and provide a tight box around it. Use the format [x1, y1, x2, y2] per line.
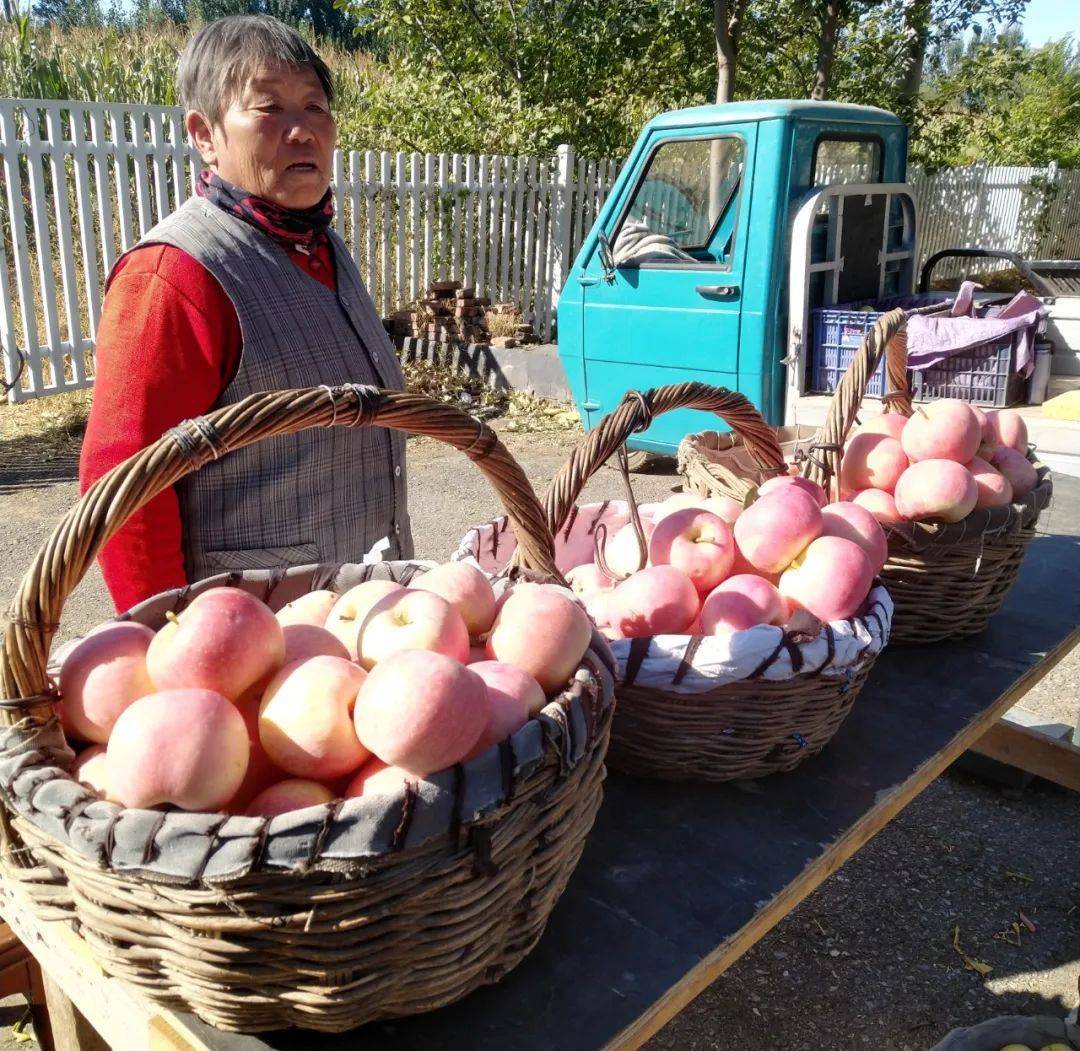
[557, 100, 916, 455]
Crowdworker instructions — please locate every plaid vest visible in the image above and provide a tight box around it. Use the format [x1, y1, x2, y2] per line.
[131, 197, 412, 582]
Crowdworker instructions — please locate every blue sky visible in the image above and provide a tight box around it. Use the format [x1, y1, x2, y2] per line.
[1012, 0, 1080, 45]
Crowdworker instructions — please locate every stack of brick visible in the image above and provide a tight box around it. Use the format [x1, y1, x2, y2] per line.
[385, 281, 492, 345]
[485, 302, 540, 349]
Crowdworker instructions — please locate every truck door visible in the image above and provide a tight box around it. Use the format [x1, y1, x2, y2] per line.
[578, 124, 757, 453]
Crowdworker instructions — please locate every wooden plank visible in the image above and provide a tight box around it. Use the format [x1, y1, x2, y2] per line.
[498, 155, 514, 303]
[147, 111, 170, 224]
[41, 973, 110, 1051]
[462, 154, 475, 293]
[972, 718, 1080, 792]
[475, 155, 489, 304]
[425, 153, 437, 288]
[130, 110, 154, 239]
[520, 157, 538, 328]
[109, 109, 136, 252]
[450, 153, 462, 283]
[332, 149, 347, 243]
[363, 152, 376, 297]
[409, 151, 421, 303]
[0, 890, 215, 1051]
[395, 151, 407, 310]
[535, 157, 554, 340]
[22, 104, 66, 391]
[44, 107, 87, 387]
[88, 109, 118, 278]
[70, 106, 103, 341]
[380, 150, 392, 316]
[0, 102, 43, 400]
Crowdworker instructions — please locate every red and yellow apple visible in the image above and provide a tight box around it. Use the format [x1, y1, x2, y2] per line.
[700, 574, 784, 635]
[900, 400, 982, 464]
[245, 778, 334, 817]
[107, 688, 249, 811]
[410, 562, 497, 637]
[893, 459, 978, 522]
[59, 622, 156, 743]
[259, 656, 369, 779]
[733, 488, 823, 575]
[325, 580, 405, 659]
[485, 584, 592, 693]
[778, 536, 874, 623]
[648, 508, 735, 594]
[146, 588, 285, 702]
[354, 650, 488, 774]
[357, 589, 470, 670]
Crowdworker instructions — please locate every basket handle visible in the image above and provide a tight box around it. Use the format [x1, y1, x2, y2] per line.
[804, 308, 909, 497]
[0, 385, 558, 719]
[542, 382, 786, 536]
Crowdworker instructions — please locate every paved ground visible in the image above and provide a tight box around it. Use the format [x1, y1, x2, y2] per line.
[0, 427, 1076, 1050]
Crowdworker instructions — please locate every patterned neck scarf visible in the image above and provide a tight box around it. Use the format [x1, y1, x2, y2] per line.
[197, 169, 334, 254]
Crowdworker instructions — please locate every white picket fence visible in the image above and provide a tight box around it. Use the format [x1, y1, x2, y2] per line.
[3, 96, 1080, 403]
[0, 97, 619, 402]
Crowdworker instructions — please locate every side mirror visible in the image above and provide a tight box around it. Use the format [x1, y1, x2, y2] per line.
[597, 230, 616, 282]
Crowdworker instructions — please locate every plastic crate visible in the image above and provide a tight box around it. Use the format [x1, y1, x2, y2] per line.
[810, 303, 1024, 407]
[811, 309, 888, 397]
[912, 339, 1023, 407]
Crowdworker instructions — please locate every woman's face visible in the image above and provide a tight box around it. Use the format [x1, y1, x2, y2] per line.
[188, 62, 336, 209]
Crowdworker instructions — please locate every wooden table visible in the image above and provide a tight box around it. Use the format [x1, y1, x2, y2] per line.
[4, 478, 1078, 1051]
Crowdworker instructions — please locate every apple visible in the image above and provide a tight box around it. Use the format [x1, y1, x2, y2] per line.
[410, 562, 497, 637]
[354, 650, 489, 774]
[146, 587, 285, 702]
[58, 622, 155, 743]
[107, 688, 249, 811]
[259, 656, 370, 779]
[648, 508, 735, 594]
[325, 580, 405, 659]
[357, 589, 470, 670]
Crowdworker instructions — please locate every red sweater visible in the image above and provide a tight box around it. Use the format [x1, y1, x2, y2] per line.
[79, 239, 337, 613]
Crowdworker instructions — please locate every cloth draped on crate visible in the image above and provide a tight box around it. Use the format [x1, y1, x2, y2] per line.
[906, 288, 1046, 375]
[0, 561, 614, 886]
[454, 501, 893, 691]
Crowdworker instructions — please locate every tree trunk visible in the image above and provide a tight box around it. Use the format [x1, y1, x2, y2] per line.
[714, 0, 741, 104]
[898, 0, 931, 107]
[811, 0, 843, 101]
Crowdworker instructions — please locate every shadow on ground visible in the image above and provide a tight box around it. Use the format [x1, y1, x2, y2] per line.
[0, 434, 80, 494]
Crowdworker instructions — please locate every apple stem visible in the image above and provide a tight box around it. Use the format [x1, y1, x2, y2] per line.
[164, 611, 180, 626]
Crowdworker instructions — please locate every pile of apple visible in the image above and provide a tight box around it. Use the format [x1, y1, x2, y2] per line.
[57, 564, 593, 817]
[839, 401, 1038, 525]
[566, 475, 886, 641]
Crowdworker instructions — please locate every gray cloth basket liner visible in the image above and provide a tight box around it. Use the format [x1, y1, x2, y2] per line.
[0, 561, 615, 886]
[929, 1012, 1079, 1050]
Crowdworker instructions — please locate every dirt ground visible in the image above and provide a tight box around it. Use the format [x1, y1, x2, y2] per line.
[0, 426, 1076, 1051]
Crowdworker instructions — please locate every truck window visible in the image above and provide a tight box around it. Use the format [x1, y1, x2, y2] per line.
[813, 137, 882, 186]
[613, 136, 744, 267]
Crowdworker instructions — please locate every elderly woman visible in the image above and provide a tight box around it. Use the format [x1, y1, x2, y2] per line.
[80, 15, 411, 612]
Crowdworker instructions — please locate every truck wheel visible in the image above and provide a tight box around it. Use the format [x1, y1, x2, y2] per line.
[607, 449, 660, 473]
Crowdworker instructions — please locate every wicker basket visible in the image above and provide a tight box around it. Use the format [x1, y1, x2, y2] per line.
[0, 384, 615, 1033]
[459, 382, 892, 783]
[680, 309, 1054, 645]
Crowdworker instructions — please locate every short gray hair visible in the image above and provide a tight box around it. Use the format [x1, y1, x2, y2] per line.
[177, 15, 335, 125]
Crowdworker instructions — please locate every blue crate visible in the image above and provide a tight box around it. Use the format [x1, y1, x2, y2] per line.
[810, 304, 1022, 407]
[811, 309, 888, 397]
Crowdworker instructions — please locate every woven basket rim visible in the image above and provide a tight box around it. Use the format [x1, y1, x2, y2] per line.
[0, 560, 615, 887]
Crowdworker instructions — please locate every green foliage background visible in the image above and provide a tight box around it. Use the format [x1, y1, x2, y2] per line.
[0, 0, 1077, 168]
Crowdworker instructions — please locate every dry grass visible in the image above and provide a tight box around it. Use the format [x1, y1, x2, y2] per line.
[0, 387, 91, 460]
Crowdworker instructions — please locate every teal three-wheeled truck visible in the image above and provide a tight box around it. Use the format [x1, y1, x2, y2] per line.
[556, 100, 929, 460]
